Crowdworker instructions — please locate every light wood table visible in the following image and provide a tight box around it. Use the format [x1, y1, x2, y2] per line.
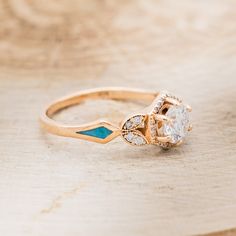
[0, 0, 236, 235]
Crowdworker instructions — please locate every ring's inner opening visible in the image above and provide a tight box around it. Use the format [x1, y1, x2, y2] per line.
[46, 89, 157, 126]
[53, 99, 149, 126]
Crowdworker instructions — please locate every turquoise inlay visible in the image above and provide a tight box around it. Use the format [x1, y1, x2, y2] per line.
[76, 126, 113, 139]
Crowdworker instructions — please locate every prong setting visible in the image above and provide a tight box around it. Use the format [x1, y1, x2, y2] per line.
[154, 114, 172, 123]
[156, 136, 172, 143]
[188, 124, 193, 131]
[186, 104, 192, 112]
[174, 140, 183, 147]
[149, 93, 192, 148]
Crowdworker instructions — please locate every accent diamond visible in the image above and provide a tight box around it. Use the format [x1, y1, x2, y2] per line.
[123, 131, 147, 146]
[123, 115, 145, 130]
[125, 121, 132, 129]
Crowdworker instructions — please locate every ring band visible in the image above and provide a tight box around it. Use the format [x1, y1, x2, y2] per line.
[40, 87, 192, 148]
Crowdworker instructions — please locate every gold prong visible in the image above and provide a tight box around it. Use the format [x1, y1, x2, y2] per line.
[188, 124, 193, 131]
[165, 97, 181, 106]
[174, 140, 183, 147]
[186, 104, 192, 112]
[155, 114, 172, 123]
[157, 136, 172, 143]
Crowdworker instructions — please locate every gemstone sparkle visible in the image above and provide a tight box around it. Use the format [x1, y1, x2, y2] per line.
[163, 105, 190, 144]
[123, 132, 147, 145]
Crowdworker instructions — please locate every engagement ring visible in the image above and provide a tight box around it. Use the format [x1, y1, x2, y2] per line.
[40, 87, 192, 149]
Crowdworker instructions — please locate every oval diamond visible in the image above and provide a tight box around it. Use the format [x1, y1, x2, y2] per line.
[163, 105, 190, 144]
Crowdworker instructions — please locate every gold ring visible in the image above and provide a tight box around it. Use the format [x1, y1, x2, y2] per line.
[40, 87, 192, 148]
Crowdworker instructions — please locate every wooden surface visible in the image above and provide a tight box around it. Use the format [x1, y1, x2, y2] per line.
[0, 0, 236, 235]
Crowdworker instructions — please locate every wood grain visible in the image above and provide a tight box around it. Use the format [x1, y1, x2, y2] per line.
[0, 0, 236, 235]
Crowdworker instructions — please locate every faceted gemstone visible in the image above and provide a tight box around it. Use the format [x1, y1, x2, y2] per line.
[125, 120, 132, 129]
[163, 105, 189, 144]
[124, 132, 134, 142]
[150, 126, 156, 136]
[133, 116, 142, 125]
[77, 126, 113, 139]
[123, 115, 145, 130]
[123, 131, 147, 145]
[133, 136, 146, 145]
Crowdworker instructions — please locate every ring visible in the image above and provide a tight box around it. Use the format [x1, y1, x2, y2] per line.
[40, 87, 192, 148]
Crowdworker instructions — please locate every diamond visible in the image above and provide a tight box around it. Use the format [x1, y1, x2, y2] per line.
[125, 132, 134, 142]
[134, 136, 146, 145]
[163, 105, 189, 144]
[133, 116, 142, 125]
[153, 107, 159, 113]
[123, 115, 145, 130]
[123, 131, 147, 146]
[125, 120, 132, 129]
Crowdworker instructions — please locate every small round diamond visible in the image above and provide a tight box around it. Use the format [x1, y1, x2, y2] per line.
[151, 126, 156, 135]
[134, 136, 145, 145]
[125, 132, 134, 142]
[123, 132, 147, 145]
[125, 121, 132, 129]
[163, 105, 190, 144]
[133, 116, 142, 125]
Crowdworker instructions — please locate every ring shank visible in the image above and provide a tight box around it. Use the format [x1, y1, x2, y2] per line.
[40, 87, 158, 143]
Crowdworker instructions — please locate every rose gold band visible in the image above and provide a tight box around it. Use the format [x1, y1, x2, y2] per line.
[40, 87, 158, 144]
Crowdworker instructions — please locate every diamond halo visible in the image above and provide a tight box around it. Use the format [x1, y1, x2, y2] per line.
[120, 91, 192, 148]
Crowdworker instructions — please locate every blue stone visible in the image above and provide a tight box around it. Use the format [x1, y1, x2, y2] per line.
[76, 126, 113, 139]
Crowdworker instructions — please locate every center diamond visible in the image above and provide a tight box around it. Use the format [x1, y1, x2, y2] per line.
[163, 105, 190, 144]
